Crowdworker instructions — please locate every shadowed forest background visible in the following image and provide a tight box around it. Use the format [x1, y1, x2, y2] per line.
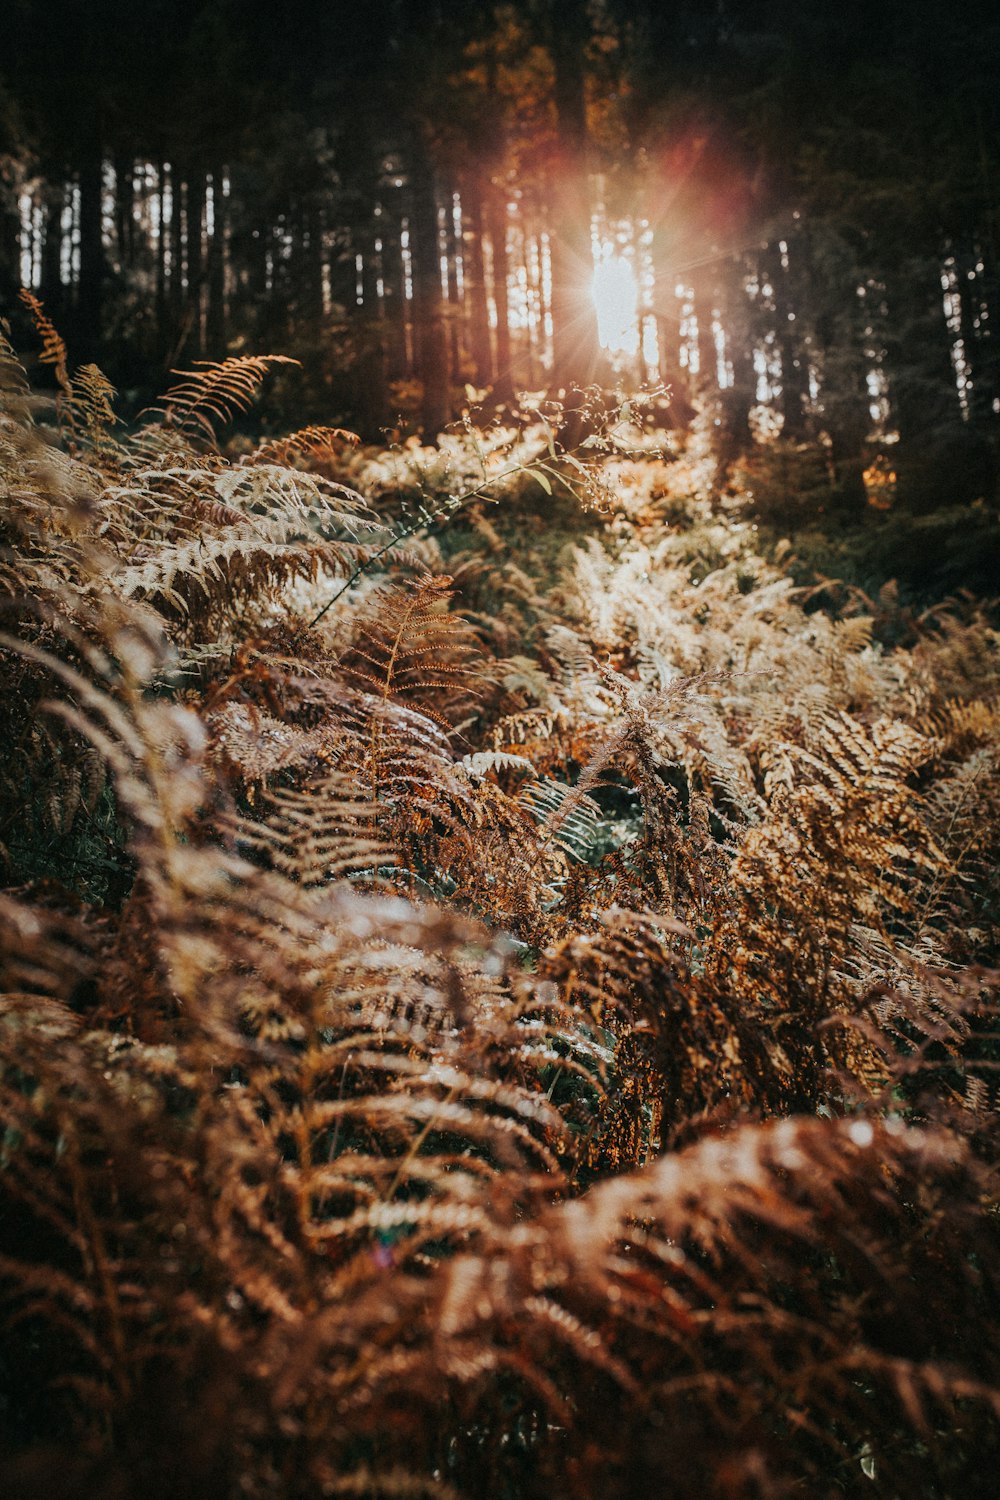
[1, 4, 1000, 1499]
[3, 0, 999, 499]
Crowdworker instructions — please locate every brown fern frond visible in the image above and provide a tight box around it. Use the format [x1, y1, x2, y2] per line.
[152, 354, 300, 440]
[252, 424, 361, 468]
[0, 319, 33, 423]
[236, 772, 395, 887]
[338, 573, 484, 729]
[18, 289, 71, 402]
[70, 362, 118, 451]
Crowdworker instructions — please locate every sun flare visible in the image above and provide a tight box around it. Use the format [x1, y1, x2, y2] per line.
[591, 252, 640, 356]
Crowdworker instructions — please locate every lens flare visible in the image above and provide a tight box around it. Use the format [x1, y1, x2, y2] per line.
[591, 253, 640, 356]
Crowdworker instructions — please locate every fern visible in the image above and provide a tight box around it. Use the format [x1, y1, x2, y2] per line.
[71, 363, 118, 451]
[252, 424, 361, 467]
[18, 289, 71, 402]
[153, 354, 301, 440]
[2, 325, 999, 1499]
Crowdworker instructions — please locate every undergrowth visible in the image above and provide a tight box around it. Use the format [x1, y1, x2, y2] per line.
[1, 308, 999, 1498]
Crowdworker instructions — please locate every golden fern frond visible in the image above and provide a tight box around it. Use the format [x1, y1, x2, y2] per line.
[431, 778, 560, 940]
[236, 772, 395, 887]
[104, 461, 381, 635]
[18, 289, 71, 401]
[536, 906, 777, 1159]
[252, 424, 361, 467]
[339, 573, 484, 728]
[0, 319, 32, 422]
[153, 354, 300, 439]
[70, 362, 118, 450]
[209, 700, 348, 788]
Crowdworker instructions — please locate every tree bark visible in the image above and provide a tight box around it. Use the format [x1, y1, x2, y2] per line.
[206, 172, 228, 356]
[76, 153, 105, 364]
[769, 241, 809, 439]
[185, 173, 205, 358]
[0, 164, 20, 309]
[39, 182, 64, 314]
[408, 134, 450, 437]
[548, 0, 600, 400]
[487, 186, 513, 402]
[462, 178, 493, 388]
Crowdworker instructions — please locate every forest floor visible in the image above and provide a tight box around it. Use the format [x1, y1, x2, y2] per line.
[2, 359, 999, 1498]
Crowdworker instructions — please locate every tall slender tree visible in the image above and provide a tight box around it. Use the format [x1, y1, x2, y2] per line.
[545, 0, 601, 396]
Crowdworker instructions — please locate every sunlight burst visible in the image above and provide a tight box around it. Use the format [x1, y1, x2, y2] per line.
[592, 252, 640, 356]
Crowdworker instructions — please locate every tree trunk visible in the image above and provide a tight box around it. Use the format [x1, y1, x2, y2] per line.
[381, 202, 410, 382]
[169, 167, 185, 333]
[487, 186, 513, 402]
[443, 193, 463, 379]
[716, 256, 756, 470]
[769, 240, 809, 439]
[356, 211, 387, 437]
[185, 174, 205, 358]
[0, 168, 20, 309]
[462, 179, 493, 389]
[884, 251, 967, 510]
[155, 160, 168, 346]
[408, 135, 450, 438]
[691, 262, 718, 397]
[206, 172, 228, 356]
[548, 0, 600, 402]
[39, 183, 64, 314]
[76, 154, 105, 364]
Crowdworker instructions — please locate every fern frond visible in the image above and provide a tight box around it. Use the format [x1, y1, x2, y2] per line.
[153, 354, 300, 439]
[236, 772, 395, 887]
[252, 424, 361, 467]
[519, 775, 603, 861]
[338, 573, 484, 729]
[18, 289, 71, 401]
[71, 363, 118, 451]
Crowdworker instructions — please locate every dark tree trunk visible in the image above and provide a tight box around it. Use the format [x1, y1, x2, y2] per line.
[884, 251, 968, 510]
[716, 256, 756, 469]
[655, 282, 696, 431]
[381, 202, 410, 382]
[115, 154, 134, 273]
[0, 171, 20, 309]
[302, 200, 325, 330]
[355, 212, 387, 437]
[487, 187, 513, 402]
[769, 240, 809, 439]
[39, 183, 64, 314]
[155, 160, 168, 345]
[443, 193, 463, 379]
[206, 172, 228, 356]
[76, 155, 104, 364]
[462, 179, 493, 389]
[691, 262, 718, 397]
[185, 174, 205, 358]
[548, 0, 600, 401]
[169, 167, 185, 331]
[408, 136, 450, 437]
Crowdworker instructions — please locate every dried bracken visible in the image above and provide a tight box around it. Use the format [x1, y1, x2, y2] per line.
[1, 326, 998, 1499]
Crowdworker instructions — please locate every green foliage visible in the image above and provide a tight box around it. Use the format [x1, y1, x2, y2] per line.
[733, 436, 842, 527]
[774, 500, 1000, 604]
